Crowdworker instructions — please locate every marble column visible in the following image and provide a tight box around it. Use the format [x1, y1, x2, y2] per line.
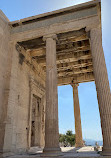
[72, 83, 83, 148]
[90, 27, 111, 156]
[43, 34, 60, 153]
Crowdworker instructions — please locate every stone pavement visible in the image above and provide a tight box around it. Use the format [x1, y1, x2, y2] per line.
[1, 146, 110, 158]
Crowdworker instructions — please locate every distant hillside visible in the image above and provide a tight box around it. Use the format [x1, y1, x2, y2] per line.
[84, 139, 103, 146]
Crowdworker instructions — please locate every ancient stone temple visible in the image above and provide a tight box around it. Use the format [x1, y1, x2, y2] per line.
[0, 0, 111, 157]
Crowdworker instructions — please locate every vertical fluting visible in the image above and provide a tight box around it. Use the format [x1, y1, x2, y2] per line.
[90, 27, 111, 155]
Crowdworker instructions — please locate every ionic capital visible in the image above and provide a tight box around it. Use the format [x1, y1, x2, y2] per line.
[71, 83, 79, 88]
[85, 24, 101, 33]
[43, 34, 58, 41]
[85, 26, 102, 41]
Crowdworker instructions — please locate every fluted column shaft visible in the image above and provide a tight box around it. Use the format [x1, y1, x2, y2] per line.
[72, 84, 83, 147]
[90, 27, 111, 156]
[43, 34, 60, 153]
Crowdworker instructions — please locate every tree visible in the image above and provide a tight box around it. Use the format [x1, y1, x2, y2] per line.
[59, 134, 67, 146]
[66, 130, 73, 136]
[59, 130, 75, 147]
[59, 134, 65, 143]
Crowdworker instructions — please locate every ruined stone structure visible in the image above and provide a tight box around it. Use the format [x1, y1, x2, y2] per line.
[0, 0, 111, 156]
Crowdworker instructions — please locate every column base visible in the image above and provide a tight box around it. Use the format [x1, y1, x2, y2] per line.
[41, 147, 62, 157]
[101, 147, 111, 156]
[43, 147, 61, 153]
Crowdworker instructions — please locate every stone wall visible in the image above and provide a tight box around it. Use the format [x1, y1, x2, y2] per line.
[0, 22, 46, 153]
[3, 45, 46, 153]
[0, 10, 11, 153]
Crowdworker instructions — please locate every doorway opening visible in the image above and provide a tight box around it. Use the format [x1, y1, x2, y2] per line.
[31, 94, 41, 147]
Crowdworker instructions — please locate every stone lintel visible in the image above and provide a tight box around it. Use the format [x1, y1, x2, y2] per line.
[58, 73, 94, 86]
[9, 0, 101, 43]
[10, 0, 100, 28]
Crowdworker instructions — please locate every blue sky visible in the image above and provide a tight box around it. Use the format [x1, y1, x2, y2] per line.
[0, 0, 111, 141]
